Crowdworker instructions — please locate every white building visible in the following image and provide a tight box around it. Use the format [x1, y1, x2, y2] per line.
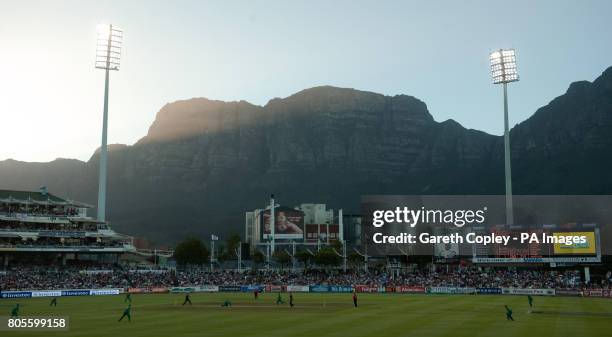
[298, 203, 333, 225]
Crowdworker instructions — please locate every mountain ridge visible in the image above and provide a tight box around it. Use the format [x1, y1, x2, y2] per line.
[1, 66, 611, 243]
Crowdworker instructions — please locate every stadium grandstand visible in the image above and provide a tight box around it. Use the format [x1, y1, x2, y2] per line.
[1, 189, 611, 302]
[0, 187, 135, 268]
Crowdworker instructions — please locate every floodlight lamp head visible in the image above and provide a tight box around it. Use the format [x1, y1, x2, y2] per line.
[95, 23, 122, 71]
[490, 48, 518, 84]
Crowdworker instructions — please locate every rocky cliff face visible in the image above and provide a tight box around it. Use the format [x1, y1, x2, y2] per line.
[510, 67, 612, 193]
[2, 67, 611, 243]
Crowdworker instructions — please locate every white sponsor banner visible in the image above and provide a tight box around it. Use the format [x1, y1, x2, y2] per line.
[286, 285, 310, 292]
[90, 289, 121, 296]
[80, 270, 113, 274]
[502, 288, 555, 296]
[31, 290, 62, 297]
[429, 287, 476, 294]
[128, 269, 169, 274]
[199, 285, 219, 292]
[473, 257, 601, 263]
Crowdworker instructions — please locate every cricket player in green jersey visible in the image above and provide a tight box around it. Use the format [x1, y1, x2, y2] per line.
[50, 297, 58, 307]
[125, 293, 132, 303]
[527, 295, 533, 308]
[276, 292, 284, 305]
[10, 304, 20, 318]
[221, 299, 232, 307]
[118, 304, 132, 322]
[505, 305, 514, 321]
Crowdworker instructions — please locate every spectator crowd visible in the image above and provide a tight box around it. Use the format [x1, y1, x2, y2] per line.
[2, 265, 608, 291]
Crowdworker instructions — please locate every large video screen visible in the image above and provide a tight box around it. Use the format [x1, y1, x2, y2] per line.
[472, 223, 600, 263]
[552, 232, 596, 255]
[260, 207, 304, 240]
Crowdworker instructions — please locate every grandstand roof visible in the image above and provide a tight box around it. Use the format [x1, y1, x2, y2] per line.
[0, 189, 91, 207]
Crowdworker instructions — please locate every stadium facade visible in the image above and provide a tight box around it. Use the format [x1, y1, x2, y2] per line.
[0, 188, 135, 267]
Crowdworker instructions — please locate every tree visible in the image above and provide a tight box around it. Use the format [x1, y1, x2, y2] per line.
[295, 250, 313, 270]
[174, 237, 209, 267]
[314, 247, 341, 269]
[348, 252, 364, 270]
[273, 250, 292, 269]
[216, 244, 229, 262]
[252, 250, 265, 269]
[225, 233, 242, 259]
[329, 239, 343, 251]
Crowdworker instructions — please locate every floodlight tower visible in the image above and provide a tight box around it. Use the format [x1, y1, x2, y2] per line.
[95, 24, 122, 222]
[489, 49, 519, 225]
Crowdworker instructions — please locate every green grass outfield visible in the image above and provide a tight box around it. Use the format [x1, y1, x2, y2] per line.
[2, 292, 612, 337]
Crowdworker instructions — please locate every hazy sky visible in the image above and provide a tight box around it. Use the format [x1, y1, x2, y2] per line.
[1, 0, 611, 162]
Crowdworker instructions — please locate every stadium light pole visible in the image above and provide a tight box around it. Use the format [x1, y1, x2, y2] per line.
[95, 23, 123, 222]
[291, 240, 296, 271]
[270, 194, 275, 254]
[364, 240, 368, 272]
[236, 241, 242, 272]
[342, 240, 347, 272]
[210, 234, 218, 271]
[490, 49, 519, 225]
[266, 244, 271, 270]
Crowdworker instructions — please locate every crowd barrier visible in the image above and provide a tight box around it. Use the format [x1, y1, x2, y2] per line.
[353, 285, 382, 293]
[265, 285, 283, 292]
[502, 288, 555, 296]
[329, 285, 354, 293]
[396, 286, 426, 293]
[169, 285, 219, 293]
[0, 288, 122, 298]
[309, 285, 330, 292]
[555, 289, 583, 296]
[127, 287, 169, 294]
[218, 285, 240, 292]
[427, 287, 477, 294]
[242, 285, 265, 292]
[287, 285, 310, 292]
[3, 286, 611, 298]
[583, 289, 612, 297]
